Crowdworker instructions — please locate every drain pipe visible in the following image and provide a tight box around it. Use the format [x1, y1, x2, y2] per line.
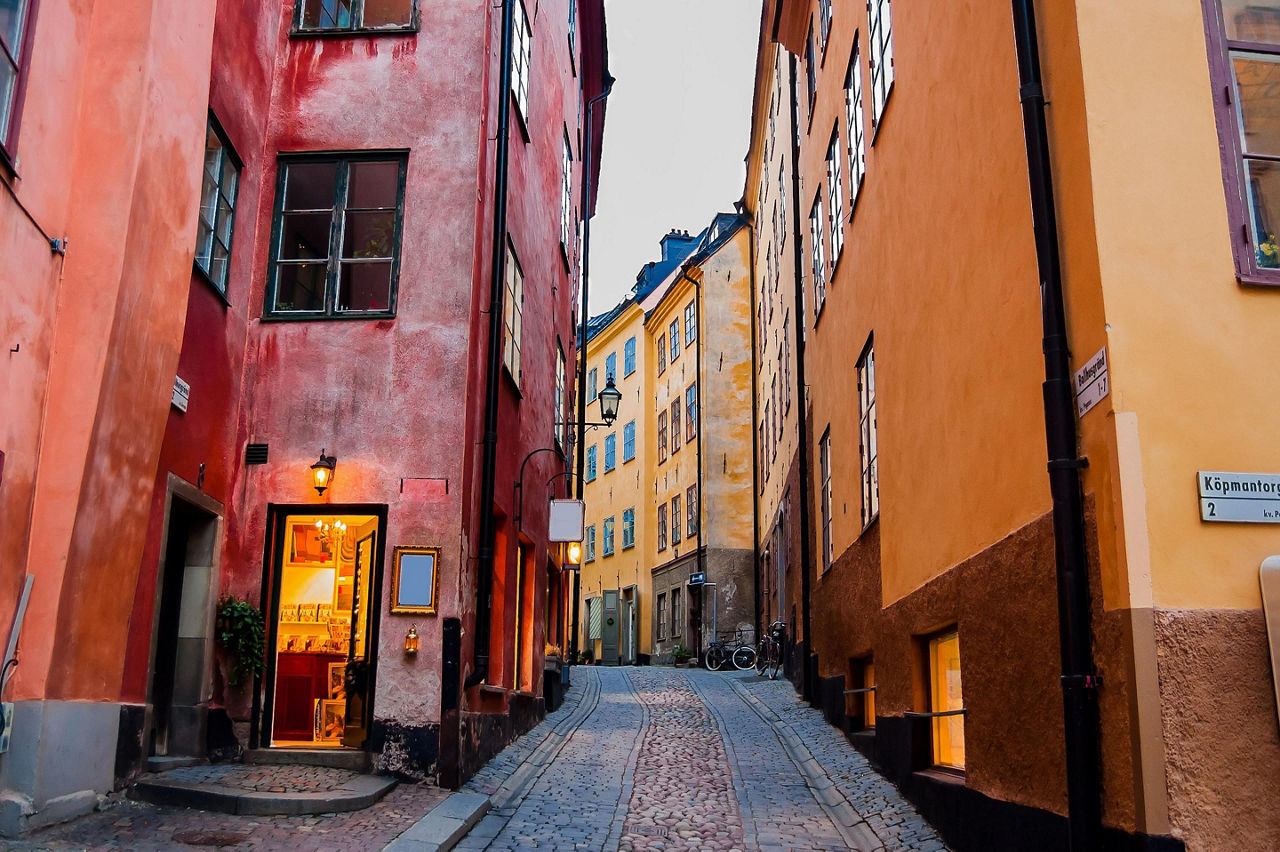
[785, 52, 815, 701]
[468, 0, 517, 689]
[1011, 2, 1102, 849]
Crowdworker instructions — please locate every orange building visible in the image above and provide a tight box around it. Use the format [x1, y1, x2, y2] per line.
[751, 0, 1280, 848]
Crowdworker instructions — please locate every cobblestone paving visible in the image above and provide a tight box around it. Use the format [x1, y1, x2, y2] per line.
[619, 669, 746, 851]
[135, 763, 362, 793]
[11, 782, 447, 850]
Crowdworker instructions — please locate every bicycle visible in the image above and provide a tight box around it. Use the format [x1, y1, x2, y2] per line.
[704, 627, 757, 671]
[755, 620, 786, 680]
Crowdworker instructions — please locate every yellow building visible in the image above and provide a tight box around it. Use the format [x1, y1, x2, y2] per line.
[747, 0, 1280, 848]
[646, 213, 756, 662]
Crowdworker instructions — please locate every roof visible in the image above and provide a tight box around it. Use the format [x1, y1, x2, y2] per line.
[644, 210, 749, 323]
[582, 226, 706, 344]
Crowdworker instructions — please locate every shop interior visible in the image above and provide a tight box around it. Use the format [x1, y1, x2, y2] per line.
[271, 513, 378, 749]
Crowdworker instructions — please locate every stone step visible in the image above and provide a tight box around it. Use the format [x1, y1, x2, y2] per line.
[128, 764, 396, 816]
[145, 755, 209, 773]
[242, 748, 371, 771]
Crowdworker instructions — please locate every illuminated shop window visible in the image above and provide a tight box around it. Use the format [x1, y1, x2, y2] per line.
[929, 631, 965, 770]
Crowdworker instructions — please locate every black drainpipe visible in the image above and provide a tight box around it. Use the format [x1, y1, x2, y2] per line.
[1012, 2, 1102, 849]
[468, 0, 516, 689]
[745, 210, 762, 644]
[786, 52, 815, 701]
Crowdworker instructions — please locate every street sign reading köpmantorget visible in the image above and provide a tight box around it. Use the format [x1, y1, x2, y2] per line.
[1198, 471, 1280, 523]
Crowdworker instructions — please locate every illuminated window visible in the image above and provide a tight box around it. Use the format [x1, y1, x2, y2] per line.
[929, 631, 965, 770]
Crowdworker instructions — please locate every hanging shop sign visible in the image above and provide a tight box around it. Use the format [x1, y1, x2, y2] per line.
[1198, 471, 1280, 523]
[1073, 347, 1109, 418]
[549, 499, 586, 542]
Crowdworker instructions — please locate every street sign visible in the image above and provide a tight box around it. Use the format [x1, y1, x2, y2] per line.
[1198, 471, 1280, 523]
[171, 375, 190, 413]
[688, 572, 706, 586]
[1073, 347, 1109, 418]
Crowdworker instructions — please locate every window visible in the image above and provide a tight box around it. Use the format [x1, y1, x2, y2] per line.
[670, 401, 682, 454]
[783, 313, 792, 410]
[820, 428, 833, 571]
[849, 658, 876, 731]
[604, 433, 616, 472]
[605, 352, 617, 382]
[585, 524, 596, 561]
[770, 377, 778, 458]
[826, 130, 845, 261]
[624, 336, 637, 376]
[671, 496, 682, 545]
[586, 445, 597, 482]
[561, 134, 573, 252]
[819, 0, 833, 50]
[511, 0, 532, 121]
[295, 0, 416, 32]
[556, 343, 567, 449]
[658, 410, 668, 463]
[686, 484, 698, 538]
[658, 504, 668, 550]
[503, 245, 524, 384]
[669, 320, 680, 361]
[268, 155, 407, 319]
[869, 0, 894, 125]
[602, 516, 616, 556]
[658, 593, 668, 639]
[845, 44, 867, 206]
[928, 631, 965, 770]
[658, 333, 667, 374]
[587, 367, 598, 403]
[858, 341, 879, 527]
[622, 508, 635, 549]
[685, 383, 697, 442]
[1206, 1, 1280, 280]
[810, 195, 827, 316]
[0, 0, 33, 153]
[863, 660, 876, 728]
[805, 24, 817, 118]
[683, 302, 696, 346]
[195, 116, 241, 295]
[623, 420, 636, 462]
[568, 0, 577, 65]
[671, 588, 681, 636]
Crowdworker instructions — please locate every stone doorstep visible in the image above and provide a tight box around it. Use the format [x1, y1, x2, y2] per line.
[383, 791, 490, 852]
[127, 772, 397, 816]
[242, 748, 371, 771]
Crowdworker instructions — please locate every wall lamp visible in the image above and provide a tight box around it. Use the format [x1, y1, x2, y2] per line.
[591, 376, 622, 427]
[310, 449, 337, 496]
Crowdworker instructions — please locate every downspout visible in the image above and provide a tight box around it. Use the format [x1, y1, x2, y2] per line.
[745, 211, 762, 642]
[571, 73, 616, 667]
[786, 52, 815, 701]
[1011, 3, 1102, 849]
[467, 0, 516, 689]
[694, 270, 705, 656]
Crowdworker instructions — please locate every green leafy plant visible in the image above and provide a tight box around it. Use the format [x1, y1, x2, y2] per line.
[1259, 233, 1280, 269]
[672, 644, 692, 663]
[215, 596, 265, 687]
[578, 648, 594, 664]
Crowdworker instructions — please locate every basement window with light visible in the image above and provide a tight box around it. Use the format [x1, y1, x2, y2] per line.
[266, 154, 407, 319]
[927, 631, 965, 771]
[294, 0, 417, 33]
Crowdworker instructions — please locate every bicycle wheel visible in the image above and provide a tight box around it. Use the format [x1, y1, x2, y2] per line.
[755, 638, 771, 674]
[704, 645, 727, 671]
[732, 645, 757, 670]
[767, 643, 783, 680]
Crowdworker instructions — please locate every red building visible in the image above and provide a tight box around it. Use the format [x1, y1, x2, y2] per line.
[0, 0, 607, 833]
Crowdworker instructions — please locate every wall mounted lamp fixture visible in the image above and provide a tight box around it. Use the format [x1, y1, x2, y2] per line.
[310, 449, 337, 495]
[404, 625, 420, 656]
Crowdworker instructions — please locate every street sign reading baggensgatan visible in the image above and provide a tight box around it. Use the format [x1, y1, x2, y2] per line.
[1198, 471, 1280, 523]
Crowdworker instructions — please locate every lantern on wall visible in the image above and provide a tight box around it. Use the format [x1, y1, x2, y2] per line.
[597, 377, 622, 426]
[309, 449, 337, 495]
[565, 541, 582, 566]
[404, 625, 420, 656]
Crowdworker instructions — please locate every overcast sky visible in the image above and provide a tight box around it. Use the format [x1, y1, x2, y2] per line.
[588, 0, 760, 315]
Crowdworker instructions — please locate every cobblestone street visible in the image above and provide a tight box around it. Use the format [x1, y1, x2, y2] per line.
[460, 666, 945, 851]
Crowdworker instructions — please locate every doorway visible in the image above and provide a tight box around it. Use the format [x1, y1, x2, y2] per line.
[149, 491, 220, 758]
[261, 507, 384, 750]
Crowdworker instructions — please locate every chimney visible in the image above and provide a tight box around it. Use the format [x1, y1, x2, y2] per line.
[660, 228, 697, 261]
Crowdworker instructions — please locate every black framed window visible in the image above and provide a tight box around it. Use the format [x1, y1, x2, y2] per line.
[195, 115, 240, 295]
[267, 153, 407, 319]
[294, 0, 417, 33]
[503, 243, 524, 385]
[512, 0, 532, 121]
[0, 0, 34, 156]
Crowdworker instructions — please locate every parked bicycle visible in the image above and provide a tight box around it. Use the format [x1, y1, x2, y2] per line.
[755, 620, 786, 680]
[704, 627, 757, 671]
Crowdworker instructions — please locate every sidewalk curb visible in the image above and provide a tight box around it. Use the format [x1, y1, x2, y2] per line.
[382, 791, 490, 852]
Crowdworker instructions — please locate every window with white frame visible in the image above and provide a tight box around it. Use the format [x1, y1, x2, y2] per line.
[869, 0, 894, 125]
[805, 23, 817, 118]
[683, 302, 696, 346]
[669, 320, 680, 361]
[603, 516, 615, 556]
[686, 484, 698, 537]
[671, 588, 681, 636]
[819, 0, 833, 50]
[658, 503, 668, 550]
[671, 495, 682, 544]
[568, 0, 577, 65]
[622, 508, 635, 549]
[658, 333, 667, 373]
[657, 593, 667, 639]
[826, 130, 845, 262]
[561, 134, 573, 252]
[503, 244, 524, 384]
[586, 445, 597, 481]
[512, 0, 532, 121]
[605, 352, 616, 382]
[604, 433, 616, 472]
[845, 42, 867, 205]
[658, 410, 668, 462]
[858, 340, 879, 526]
[587, 367, 597, 403]
[623, 420, 636, 463]
[585, 524, 596, 561]
[820, 428, 833, 571]
[685, 383, 698, 442]
[556, 342, 567, 448]
[810, 196, 827, 315]
[624, 336, 636, 375]
[669, 401, 681, 454]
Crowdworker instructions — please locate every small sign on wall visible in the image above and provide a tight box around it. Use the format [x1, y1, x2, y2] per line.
[1199, 471, 1280, 523]
[171, 376, 190, 413]
[1073, 347, 1109, 418]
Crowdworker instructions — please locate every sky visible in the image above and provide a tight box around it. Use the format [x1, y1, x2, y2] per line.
[588, 0, 761, 315]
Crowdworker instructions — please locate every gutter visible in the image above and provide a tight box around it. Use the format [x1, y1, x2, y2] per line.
[785, 52, 815, 701]
[468, 0, 517, 689]
[1011, 2, 1102, 848]
[745, 210, 762, 644]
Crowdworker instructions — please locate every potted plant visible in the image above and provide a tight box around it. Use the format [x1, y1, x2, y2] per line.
[672, 644, 692, 667]
[578, 648, 594, 665]
[214, 595, 265, 710]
